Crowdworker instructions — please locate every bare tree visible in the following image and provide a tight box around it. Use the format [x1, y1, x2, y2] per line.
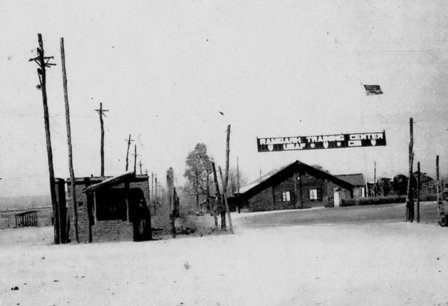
[184, 143, 212, 208]
[225, 168, 247, 197]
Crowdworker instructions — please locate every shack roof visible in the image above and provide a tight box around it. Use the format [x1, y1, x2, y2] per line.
[83, 172, 137, 193]
[14, 210, 38, 216]
[335, 173, 365, 187]
[238, 160, 354, 197]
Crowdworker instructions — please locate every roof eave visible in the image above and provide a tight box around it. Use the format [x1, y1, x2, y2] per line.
[83, 172, 137, 193]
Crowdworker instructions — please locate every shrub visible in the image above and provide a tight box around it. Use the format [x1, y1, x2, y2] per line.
[420, 194, 437, 202]
[340, 196, 406, 207]
[340, 199, 356, 207]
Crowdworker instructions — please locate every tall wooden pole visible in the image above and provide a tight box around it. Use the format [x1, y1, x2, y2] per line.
[206, 169, 210, 213]
[223, 125, 233, 233]
[166, 167, 175, 238]
[405, 117, 414, 222]
[211, 162, 220, 228]
[139, 160, 143, 174]
[294, 170, 298, 209]
[437, 155, 442, 209]
[99, 103, 105, 176]
[299, 172, 303, 208]
[374, 161, 377, 196]
[95, 103, 108, 176]
[224, 125, 231, 190]
[134, 144, 137, 174]
[218, 166, 227, 230]
[125, 134, 133, 171]
[151, 172, 154, 202]
[236, 156, 240, 213]
[223, 179, 233, 233]
[60, 37, 79, 243]
[155, 174, 158, 204]
[30, 33, 60, 244]
[417, 161, 421, 223]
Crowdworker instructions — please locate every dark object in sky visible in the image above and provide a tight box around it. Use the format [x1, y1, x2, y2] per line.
[364, 84, 383, 95]
[219, 111, 224, 116]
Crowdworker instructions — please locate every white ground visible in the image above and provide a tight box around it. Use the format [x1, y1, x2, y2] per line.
[1, 213, 448, 306]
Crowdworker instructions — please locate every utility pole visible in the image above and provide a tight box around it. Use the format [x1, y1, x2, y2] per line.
[417, 161, 421, 223]
[166, 167, 175, 238]
[134, 144, 137, 174]
[95, 102, 109, 176]
[236, 156, 240, 213]
[151, 172, 156, 214]
[139, 160, 143, 175]
[218, 166, 227, 230]
[206, 168, 211, 214]
[60, 37, 78, 243]
[405, 117, 414, 222]
[29, 33, 60, 244]
[223, 124, 233, 233]
[211, 162, 220, 228]
[151, 172, 154, 201]
[155, 174, 158, 204]
[437, 155, 442, 209]
[374, 161, 377, 196]
[125, 134, 134, 172]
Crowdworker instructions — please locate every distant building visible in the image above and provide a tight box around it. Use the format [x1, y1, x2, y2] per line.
[335, 173, 366, 199]
[14, 210, 38, 228]
[414, 172, 436, 195]
[55, 172, 152, 243]
[235, 160, 355, 212]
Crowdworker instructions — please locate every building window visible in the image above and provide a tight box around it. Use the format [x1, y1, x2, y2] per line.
[309, 188, 322, 201]
[281, 191, 291, 202]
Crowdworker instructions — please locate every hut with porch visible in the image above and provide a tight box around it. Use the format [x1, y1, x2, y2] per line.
[55, 172, 152, 243]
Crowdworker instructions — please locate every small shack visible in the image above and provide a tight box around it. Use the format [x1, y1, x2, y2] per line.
[14, 210, 38, 228]
[236, 160, 355, 212]
[55, 172, 151, 243]
[335, 173, 366, 199]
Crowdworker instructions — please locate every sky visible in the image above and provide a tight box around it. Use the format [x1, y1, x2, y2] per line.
[1, 0, 448, 198]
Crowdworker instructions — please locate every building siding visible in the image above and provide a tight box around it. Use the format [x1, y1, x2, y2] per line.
[245, 171, 351, 212]
[65, 176, 150, 243]
[248, 187, 274, 212]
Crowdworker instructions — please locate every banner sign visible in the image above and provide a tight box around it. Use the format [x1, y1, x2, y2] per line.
[257, 131, 386, 152]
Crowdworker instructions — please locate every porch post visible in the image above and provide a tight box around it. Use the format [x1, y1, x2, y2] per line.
[124, 182, 131, 222]
[294, 171, 298, 209]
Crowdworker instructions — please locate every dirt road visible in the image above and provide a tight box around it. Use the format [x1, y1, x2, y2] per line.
[1, 204, 448, 305]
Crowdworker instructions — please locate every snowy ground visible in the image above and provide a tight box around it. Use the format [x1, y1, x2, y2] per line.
[1, 204, 448, 306]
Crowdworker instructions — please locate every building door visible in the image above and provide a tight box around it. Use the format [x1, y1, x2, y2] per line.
[334, 190, 341, 207]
